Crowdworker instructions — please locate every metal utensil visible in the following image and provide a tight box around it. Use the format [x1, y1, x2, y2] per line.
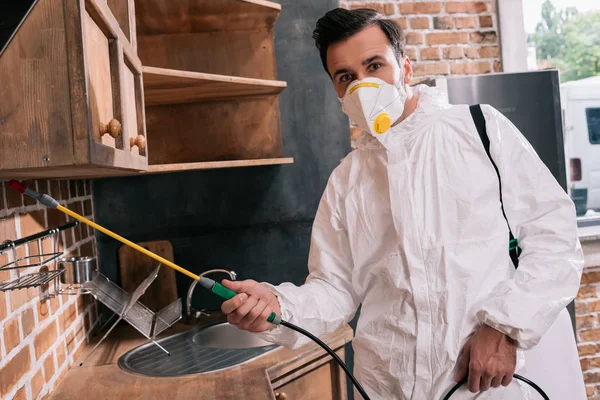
[59, 256, 95, 285]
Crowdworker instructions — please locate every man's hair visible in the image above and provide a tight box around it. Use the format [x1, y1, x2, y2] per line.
[312, 8, 406, 74]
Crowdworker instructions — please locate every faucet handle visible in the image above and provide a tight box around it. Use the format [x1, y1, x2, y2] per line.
[200, 268, 237, 282]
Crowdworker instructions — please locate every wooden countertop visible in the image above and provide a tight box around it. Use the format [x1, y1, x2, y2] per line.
[50, 319, 354, 400]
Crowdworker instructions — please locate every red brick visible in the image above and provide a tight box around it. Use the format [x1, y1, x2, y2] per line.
[60, 303, 77, 333]
[583, 272, 600, 285]
[582, 358, 592, 371]
[592, 357, 600, 368]
[13, 386, 27, 400]
[0, 346, 31, 396]
[443, 47, 465, 59]
[76, 181, 85, 198]
[406, 32, 424, 45]
[83, 200, 93, 217]
[0, 291, 6, 322]
[56, 342, 66, 367]
[32, 368, 44, 398]
[3, 316, 20, 353]
[427, 32, 470, 45]
[399, 2, 443, 14]
[455, 16, 478, 29]
[433, 16, 454, 30]
[447, 2, 487, 13]
[73, 341, 86, 363]
[351, 3, 395, 15]
[0, 217, 17, 248]
[6, 185, 23, 208]
[59, 181, 69, 200]
[10, 287, 37, 312]
[581, 329, 600, 342]
[420, 47, 441, 60]
[49, 180, 61, 199]
[405, 47, 417, 60]
[465, 47, 479, 59]
[493, 60, 502, 72]
[75, 321, 85, 342]
[413, 62, 449, 76]
[451, 61, 491, 75]
[64, 230, 75, 250]
[479, 15, 493, 27]
[409, 17, 430, 30]
[590, 301, 600, 312]
[391, 17, 407, 30]
[579, 286, 597, 299]
[34, 321, 58, 359]
[470, 31, 498, 44]
[579, 343, 599, 356]
[480, 46, 500, 58]
[46, 208, 66, 230]
[585, 372, 600, 384]
[22, 306, 35, 337]
[80, 241, 95, 258]
[587, 385, 596, 396]
[43, 355, 56, 383]
[578, 315, 597, 329]
[19, 210, 46, 238]
[69, 181, 77, 199]
[38, 299, 50, 322]
[66, 331, 76, 354]
[576, 301, 589, 314]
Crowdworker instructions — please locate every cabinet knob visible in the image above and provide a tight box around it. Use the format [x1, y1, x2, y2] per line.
[99, 119, 122, 138]
[275, 393, 288, 400]
[130, 134, 146, 150]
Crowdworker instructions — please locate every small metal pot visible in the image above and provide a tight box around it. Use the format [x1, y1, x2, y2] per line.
[58, 256, 95, 285]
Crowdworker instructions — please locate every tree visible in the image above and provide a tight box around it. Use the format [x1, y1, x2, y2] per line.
[527, 0, 600, 82]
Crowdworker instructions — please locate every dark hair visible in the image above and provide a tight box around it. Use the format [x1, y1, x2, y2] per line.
[312, 8, 406, 74]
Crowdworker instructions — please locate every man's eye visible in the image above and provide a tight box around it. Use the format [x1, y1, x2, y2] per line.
[368, 63, 382, 71]
[340, 74, 352, 83]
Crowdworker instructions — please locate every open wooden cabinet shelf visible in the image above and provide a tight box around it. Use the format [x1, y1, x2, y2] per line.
[143, 67, 287, 106]
[136, 0, 292, 175]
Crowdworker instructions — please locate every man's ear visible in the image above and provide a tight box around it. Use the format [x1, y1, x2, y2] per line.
[403, 56, 413, 84]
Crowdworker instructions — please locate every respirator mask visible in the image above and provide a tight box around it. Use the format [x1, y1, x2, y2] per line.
[340, 76, 408, 146]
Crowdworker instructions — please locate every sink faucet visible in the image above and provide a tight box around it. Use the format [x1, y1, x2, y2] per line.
[185, 269, 237, 324]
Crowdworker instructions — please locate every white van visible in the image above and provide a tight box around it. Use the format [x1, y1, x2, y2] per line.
[561, 76, 600, 216]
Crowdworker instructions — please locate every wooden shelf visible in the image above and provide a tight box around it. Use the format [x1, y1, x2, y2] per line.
[135, 0, 281, 35]
[144, 158, 294, 174]
[142, 67, 287, 106]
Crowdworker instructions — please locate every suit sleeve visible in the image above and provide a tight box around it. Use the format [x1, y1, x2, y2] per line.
[255, 173, 360, 349]
[476, 105, 584, 349]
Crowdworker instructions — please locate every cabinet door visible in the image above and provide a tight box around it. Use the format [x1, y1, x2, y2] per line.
[271, 349, 347, 400]
[79, 0, 147, 171]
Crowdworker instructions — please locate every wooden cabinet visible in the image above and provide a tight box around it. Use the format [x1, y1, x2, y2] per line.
[0, 0, 147, 179]
[0, 0, 292, 178]
[270, 346, 347, 400]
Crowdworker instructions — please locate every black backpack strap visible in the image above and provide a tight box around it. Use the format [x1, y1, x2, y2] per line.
[469, 105, 522, 268]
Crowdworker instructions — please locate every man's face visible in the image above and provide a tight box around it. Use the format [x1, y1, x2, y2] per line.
[326, 25, 412, 98]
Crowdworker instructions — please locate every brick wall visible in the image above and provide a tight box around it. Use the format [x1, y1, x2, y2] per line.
[577, 264, 600, 399]
[0, 180, 99, 400]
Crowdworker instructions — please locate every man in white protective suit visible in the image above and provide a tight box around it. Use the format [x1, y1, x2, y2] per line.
[220, 7, 586, 400]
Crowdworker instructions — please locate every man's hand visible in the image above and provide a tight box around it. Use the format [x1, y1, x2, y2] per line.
[455, 324, 517, 393]
[220, 279, 281, 333]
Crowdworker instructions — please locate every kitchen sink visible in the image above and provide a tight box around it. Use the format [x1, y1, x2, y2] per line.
[118, 322, 279, 377]
[192, 323, 273, 349]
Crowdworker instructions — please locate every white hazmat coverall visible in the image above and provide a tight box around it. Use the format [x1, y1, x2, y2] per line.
[257, 86, 586, 399]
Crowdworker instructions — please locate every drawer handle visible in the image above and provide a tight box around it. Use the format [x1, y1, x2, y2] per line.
[130, 134, 146, 150]
[99, 119, 122, 138]
[275, 392, 288, 400]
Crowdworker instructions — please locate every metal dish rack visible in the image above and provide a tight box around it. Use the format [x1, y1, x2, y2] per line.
[79, 264, 182, 365]
[0, 221, 79, 299]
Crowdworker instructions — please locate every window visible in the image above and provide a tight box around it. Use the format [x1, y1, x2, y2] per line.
[497, 0, 600, 236]
[588, 108, 600, 144]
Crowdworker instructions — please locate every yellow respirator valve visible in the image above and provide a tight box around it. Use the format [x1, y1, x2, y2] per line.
[374, 113, 391, 134]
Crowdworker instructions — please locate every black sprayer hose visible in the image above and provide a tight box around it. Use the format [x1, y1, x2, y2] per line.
[280, 320, 371, 400]
[442, 373, 550, 400]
